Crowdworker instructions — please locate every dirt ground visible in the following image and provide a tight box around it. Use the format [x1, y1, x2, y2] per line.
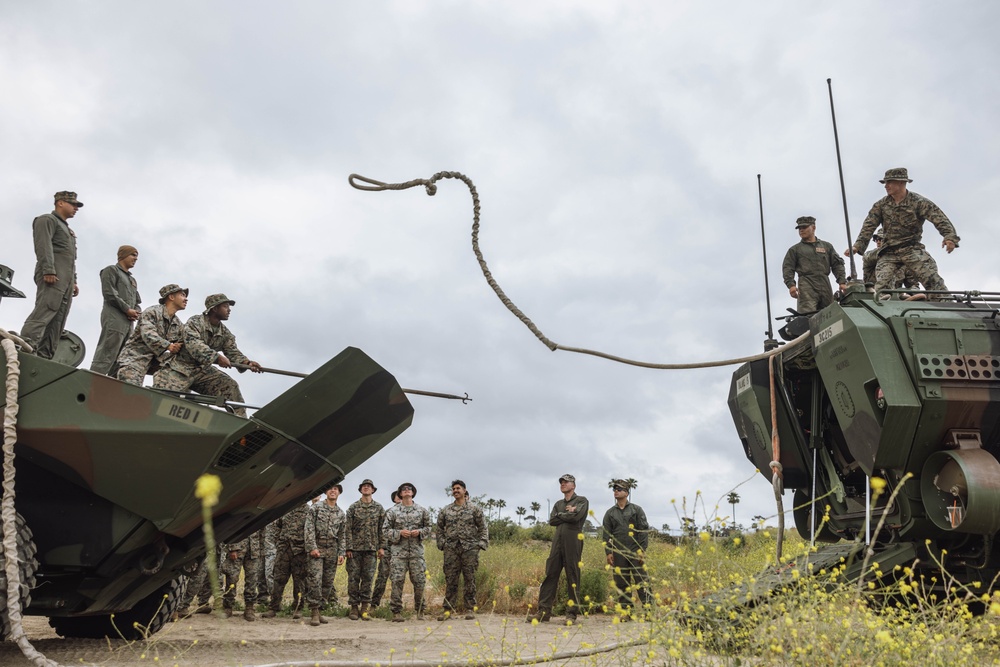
[1, 612, 654, 667]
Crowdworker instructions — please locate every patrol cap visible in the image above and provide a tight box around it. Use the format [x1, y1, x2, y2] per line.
[795, 216, 816, 229]
[397, 482, 417, 497]
[358, 479, 377, 493]
[54, 191, 84, 207]
[205, 293, 236, 312]
[612, 479, 629, 491]
[879, 167, 913, 183]
[158, 284, 189, 304]
[559, 473, 576, 483]
[873, 232, 883, 242]
[327, 483, 343, 493]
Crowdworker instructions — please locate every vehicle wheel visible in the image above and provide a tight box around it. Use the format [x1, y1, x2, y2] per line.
[793, 488, 840, 543]
[0, 511, 39, 639]
[49, 575, 187, 640]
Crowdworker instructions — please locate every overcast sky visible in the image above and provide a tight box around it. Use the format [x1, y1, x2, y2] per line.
[3, 2, 999, 534]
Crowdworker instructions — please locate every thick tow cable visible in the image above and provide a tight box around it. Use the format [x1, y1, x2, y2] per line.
[349, 171, 806, 369]
[232, 363, 472, 404]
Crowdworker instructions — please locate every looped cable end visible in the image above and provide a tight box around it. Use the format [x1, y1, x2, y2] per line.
[424, 182, 437, 196]
[348, 173, 389, 191]
[769, 460, 783, 473]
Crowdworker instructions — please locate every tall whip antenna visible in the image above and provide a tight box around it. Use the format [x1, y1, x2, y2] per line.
[758, 174, 778, 351]
[827, 78, 857, 280]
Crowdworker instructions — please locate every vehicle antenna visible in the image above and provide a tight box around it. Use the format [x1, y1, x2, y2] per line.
[757, 175, 778, 351]
[827, 78, 857, 281]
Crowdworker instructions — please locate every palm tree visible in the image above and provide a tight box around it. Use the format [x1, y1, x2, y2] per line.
[485, 498, 496, 520]
[515, 506, 527, 525]
[497, 499, 507, 519]
[727, 492, 741, 526]
[530, 501, 541, 523]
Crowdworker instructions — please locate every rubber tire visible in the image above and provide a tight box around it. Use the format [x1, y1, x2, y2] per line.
[0, 511, 39, 639]
[49, 575, 187, 640]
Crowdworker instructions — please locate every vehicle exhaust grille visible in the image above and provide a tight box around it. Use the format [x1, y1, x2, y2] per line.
[216, 430, 274, 469]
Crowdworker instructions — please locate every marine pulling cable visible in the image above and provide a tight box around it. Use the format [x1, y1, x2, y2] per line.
[348, 171, 808, 369]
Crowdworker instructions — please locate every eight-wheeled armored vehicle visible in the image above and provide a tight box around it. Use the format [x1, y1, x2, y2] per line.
[730, 285, 1000, 589]
[0, 265, 413, 638]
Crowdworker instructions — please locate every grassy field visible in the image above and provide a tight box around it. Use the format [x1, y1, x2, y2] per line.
[256, 528, 1000, 666]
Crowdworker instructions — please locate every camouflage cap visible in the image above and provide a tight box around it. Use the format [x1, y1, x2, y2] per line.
[54, 191, 84, 207]
[611, 479, 629, 491]
[795, 216, 816, 228]
[397, 482, 417, 497]
[157, 283, 189, 304]
[879, 167, 913, 183]
[358, 478, 377, 493]
[204, 293, 236, 312]
[559, 473, 576, 483]
[873, 232, 883, 242]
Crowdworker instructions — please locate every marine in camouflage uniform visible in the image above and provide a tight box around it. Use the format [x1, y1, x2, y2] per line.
[601, 480, 652, 615]
[305, 485, 347, 626]
[436, 481, 488, 619]
[115, 284, 188, 386]
[153, 293, 262, 417]
[533, 474, 589, 623]
[344, 479, 385, 620]
[782, 216, 847, 314]
[383, 482, 432, 621]
[178, 545, 222, 616]
[370, 490, 400, 609]
[862, 233, 919, 289]
[849, 167, 960, 300]
[249, 519, 279, 609]
[21, 191, 81, 359]
[263, 503, 310, 617]
[90, 245, 141, 376]
[220, 528, 265, 621]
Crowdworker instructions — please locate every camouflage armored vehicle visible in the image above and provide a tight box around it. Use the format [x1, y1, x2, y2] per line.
[0, 265, 413, 638]
[729, 285, 1000, 591]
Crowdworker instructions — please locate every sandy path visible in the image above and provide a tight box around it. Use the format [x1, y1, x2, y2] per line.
[0, 613, 653, 667]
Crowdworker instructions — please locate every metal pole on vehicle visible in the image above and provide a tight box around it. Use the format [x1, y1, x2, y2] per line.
[231, 363, 472, 403]
[827, 78, 857, 281]
[757, 175, 779, 351]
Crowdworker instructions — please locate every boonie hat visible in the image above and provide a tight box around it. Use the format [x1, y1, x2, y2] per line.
[879, 167, 913, 183]
[559, 473, 576, 483]
[205, 293, 236, 312]
[158, 284, 189, 304]
[358, 479, 377, 493]
[54, 191, 84, 207]
[795, 216, 816, 229]
[397, 482, 417, 497]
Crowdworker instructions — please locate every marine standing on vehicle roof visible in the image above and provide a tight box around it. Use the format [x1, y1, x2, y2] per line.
[862, 232, 921, 289]
[220, 529, 264, 621]
[436, 480, 488, 621]
[263, 502, 311, 619]
[531, 474, 589, 624]
[846, 167, 959, 299]
[153, 293, 262, 417]
[305, 484, 346, 627]
[383, 482, 432, 622]
[601, 480, 652, 618]
[370, 489, 401, 610]
[90, 245, 141, 375]
[344, 479, 385, 621]
[115, 284, 187, 386]
[20, 191, 82, 359]
[782, 216, 847, 314]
